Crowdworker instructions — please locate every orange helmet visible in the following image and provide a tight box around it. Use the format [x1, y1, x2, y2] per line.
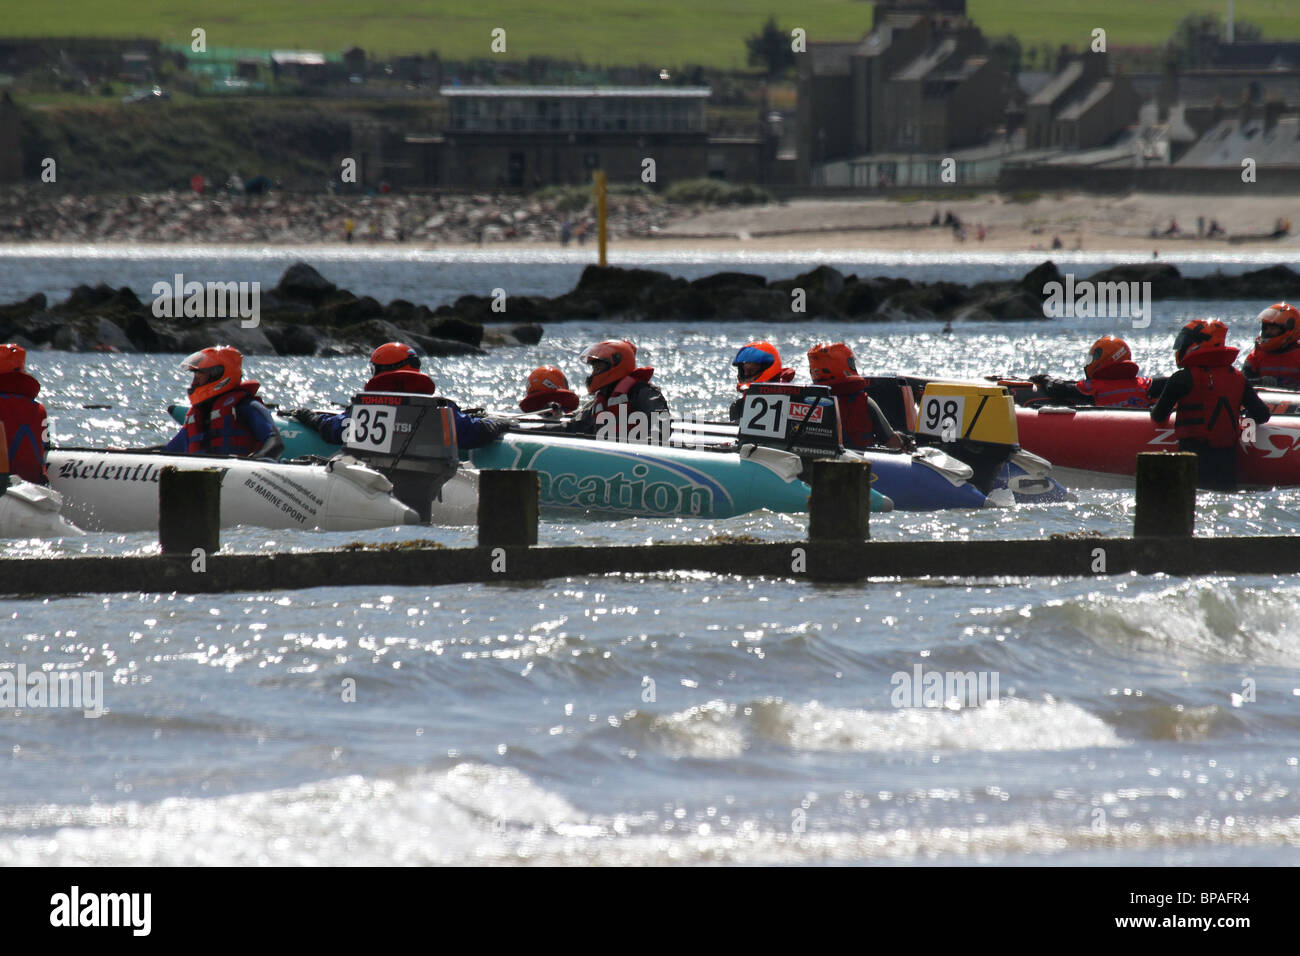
[526, 365, 571, 396]
[732, 341, 783, 390]
[1173, 319, 1228, 366]
[807, 342, 858, 384]
[580, 339, 636, 393]
[181, 346, 242, 404]
[1255, 302, 1300, 353]
[0, 343, 26, 375]
[1084, 336, 1131, 378]
[371, 341, 420, 376]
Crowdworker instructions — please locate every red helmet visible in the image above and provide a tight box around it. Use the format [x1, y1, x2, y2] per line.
[807, 342, 857, 384]
[580, 340, 636, 394]
[526, 365, 571, 395]
[1085, 336, 1131, 378]
[0, 343, 25, 375]
[1255, 302, 1300, 353]
[1173, 319, 1228, 366]
[732, 341, 783, 390]
[370, 341, 420, 376]
[181, 346, 242, 404]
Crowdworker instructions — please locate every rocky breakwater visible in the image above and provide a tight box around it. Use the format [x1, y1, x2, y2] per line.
[431, 260, 1300, 326]
[0, 263, 544, 356]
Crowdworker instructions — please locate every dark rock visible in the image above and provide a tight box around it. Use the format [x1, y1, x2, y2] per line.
[407, 334, 485, 357]
[264, 323, 324, 356]
[274, 262, 338, 302]
[689, 271, 766, 291]
[428, 315, 483, 346]
[978, 288, 1048, 320]
[790, 265, 846, 299]
[320, 295, 384, 326]
[179, 319, 276, 355]
[835, 280, 880, 317]
[1020, 260, 1063, 294]
[0, 293, 47, 327]
[1086, 262, 1183, 297]
[510, 323, 544, 345]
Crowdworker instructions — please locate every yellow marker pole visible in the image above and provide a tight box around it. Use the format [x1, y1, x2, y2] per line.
[594, 169, 608, 267]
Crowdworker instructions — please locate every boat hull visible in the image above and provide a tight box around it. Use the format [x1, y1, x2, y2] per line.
[469, 433, 988, 515]
[1014, 406, 1300, 487]
[47, 450, 419, 532]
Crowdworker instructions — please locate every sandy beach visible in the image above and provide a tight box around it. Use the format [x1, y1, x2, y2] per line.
[1, 190, 1297, 257]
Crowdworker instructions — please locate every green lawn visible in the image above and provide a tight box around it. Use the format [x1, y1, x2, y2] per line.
[3, 1, 1295, 67]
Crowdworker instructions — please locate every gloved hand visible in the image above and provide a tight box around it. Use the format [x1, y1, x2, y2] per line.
[478, 417, 512, 442]
[284, 408, 324, 428]
[1028, 373, 1049, 386]
[1259, 376, 1279, 387]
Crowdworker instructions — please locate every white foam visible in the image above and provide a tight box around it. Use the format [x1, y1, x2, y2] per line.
[3, 761, 1297, 866]
[757, 697, 1124, 753]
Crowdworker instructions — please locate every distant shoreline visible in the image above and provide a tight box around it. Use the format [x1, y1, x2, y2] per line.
[1, 190, 1295, 257]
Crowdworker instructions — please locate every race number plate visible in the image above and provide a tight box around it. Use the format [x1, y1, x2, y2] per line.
[344, 405, 397, 454]
[918, 394, 965, 440]
[739, 392, 791, 438]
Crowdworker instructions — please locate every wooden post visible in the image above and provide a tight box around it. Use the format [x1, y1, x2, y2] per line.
[159, 467, 221, 555]
[1134, 451, 1196, 537]
[808, 459, 871, 542]
[478, 470, 539, 548]
[593, 169, 607, 267]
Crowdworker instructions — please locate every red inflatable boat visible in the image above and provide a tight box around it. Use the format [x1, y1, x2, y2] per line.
[1014, 405, 1300, 487]
[898, 374, 1300, 488]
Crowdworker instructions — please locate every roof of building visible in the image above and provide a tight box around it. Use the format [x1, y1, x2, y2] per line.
[1213, 42, 1300, 70]
[1029, 60, 1084, 108]
[439, 85, 711, 98]
[1177, 114, 1300, 165]
[1057, 79, 1115, 121]
[894, 37, 957, 81]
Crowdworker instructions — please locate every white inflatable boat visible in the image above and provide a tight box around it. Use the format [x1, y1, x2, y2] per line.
[46, 450, 419, 533]
[0, 476, 84, 539]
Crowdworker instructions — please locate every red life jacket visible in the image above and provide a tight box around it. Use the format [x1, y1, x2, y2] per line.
[520, 389, 580, 413]
[1244, 343, 1300, 387]
[589, 367, 655, 417]
[1076, 362, 1152, 407]
[825, 376, 875, 449]
[0, 370, 49, 484]
[1174, 349, 1246, 448]
[183, 381, 261, 455]
[365, 369, 436, 395]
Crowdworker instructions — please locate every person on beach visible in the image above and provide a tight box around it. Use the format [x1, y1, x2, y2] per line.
[729, 341, 795, 422]
[1029, 336, 1154, 408]
[1150, 319, 1270, 491]
[163, 346, 284, 459]
[0, 344, 50, 484]
[806, 342, 907, 451]
[1243, 303, 1300, 389]
[519, 365, 580, 415]
[567, 339, 670, 437]
[288, 342, 508, 450]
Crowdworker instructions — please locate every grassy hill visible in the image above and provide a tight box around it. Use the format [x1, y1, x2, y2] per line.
[2, 1, 1294, 68]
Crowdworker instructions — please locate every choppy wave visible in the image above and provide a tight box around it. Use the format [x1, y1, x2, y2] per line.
[4, 761, 1297, 866]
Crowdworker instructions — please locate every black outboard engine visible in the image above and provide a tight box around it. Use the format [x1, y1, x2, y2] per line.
[735, 383, 845, 480]
[343, 392, 459, 522]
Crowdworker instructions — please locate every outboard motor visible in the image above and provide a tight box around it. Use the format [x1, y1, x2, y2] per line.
[342, 392, 459, 522]
[912, 382, 1020, 494]
[735, 382, 844, 472]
